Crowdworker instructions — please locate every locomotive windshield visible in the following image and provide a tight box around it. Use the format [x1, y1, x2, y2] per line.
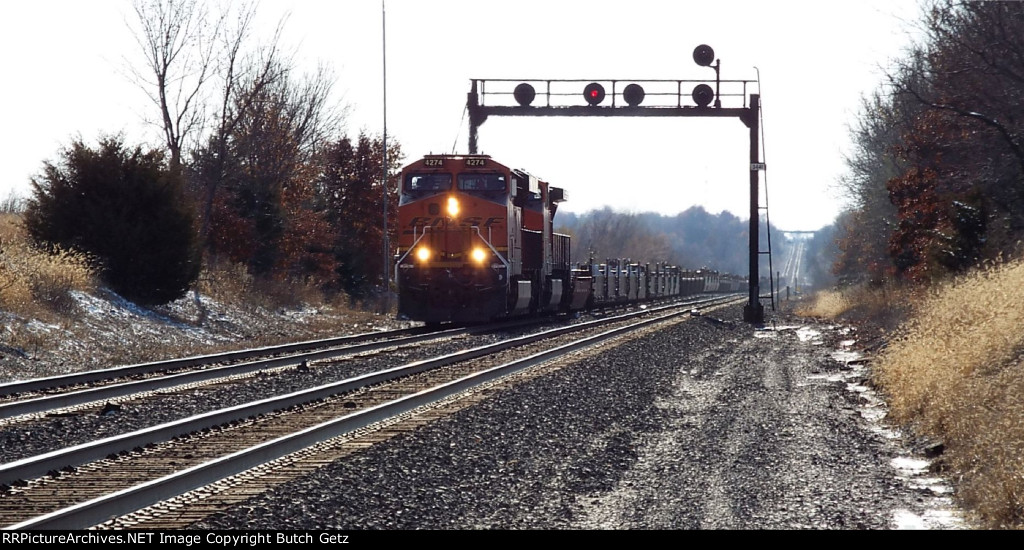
[405, 173, 452, 192]
[458, 173, 506, 192]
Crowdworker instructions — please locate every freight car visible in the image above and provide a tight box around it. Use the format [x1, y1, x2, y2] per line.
[394, 154, 744, 324]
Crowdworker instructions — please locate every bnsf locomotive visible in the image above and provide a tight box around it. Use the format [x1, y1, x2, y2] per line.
[394, 154, 745, 324]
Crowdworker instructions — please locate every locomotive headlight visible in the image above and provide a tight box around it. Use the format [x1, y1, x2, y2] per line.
[447, 196, 460, 217]
[471, 247, 487, 264]
[416, 247, 431, 261]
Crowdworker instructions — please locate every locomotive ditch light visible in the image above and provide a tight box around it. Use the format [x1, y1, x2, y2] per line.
[693, 44, 715, 67]
[692, 84, 714, 107]
[416, 247, 431, 261]
[471, 247, 488, 264]
[513, 83, 536, 106]
[623, 84, 645, 106]
[447, 196, 460, 217]
[583, 82, 605, 106]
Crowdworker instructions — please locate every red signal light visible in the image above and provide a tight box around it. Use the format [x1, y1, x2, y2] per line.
[583, 83, 605, 106]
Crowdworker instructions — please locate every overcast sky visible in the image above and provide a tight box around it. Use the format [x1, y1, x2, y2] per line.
[1, 0, 924, 230]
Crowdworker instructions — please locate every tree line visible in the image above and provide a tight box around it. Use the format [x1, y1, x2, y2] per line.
[835, 1, 1024, 285]
[556, 206, 787, 278]
[22, 0, 399, 306]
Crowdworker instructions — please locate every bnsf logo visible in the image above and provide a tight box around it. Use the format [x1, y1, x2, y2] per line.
[404, 216, 503, 234]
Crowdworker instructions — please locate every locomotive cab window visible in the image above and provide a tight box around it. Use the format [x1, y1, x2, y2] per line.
[457, 173, 506, 192]
[405, 173, 452, 192]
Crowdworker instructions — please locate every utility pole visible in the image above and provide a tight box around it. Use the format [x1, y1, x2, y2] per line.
[381, 0, 389, 309]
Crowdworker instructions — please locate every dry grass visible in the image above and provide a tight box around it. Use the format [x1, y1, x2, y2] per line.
[0, 213, 402, 376]
[197, 259, 342, 313]
[0, 214, 96, 318]
[795, 282, 912, 332]
[795, 289, 854, 319]
[872, 260, 1024, 528]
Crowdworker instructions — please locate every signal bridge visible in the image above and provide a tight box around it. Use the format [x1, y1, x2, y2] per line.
[465, 45, 769, 323]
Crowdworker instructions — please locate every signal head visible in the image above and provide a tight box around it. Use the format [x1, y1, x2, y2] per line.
[623, 84, 645, 107]
[513, 83, 536, 106]
[692, 84, 714, 108]
[583, 82, 605, 106]
[693, 44, 715, 67]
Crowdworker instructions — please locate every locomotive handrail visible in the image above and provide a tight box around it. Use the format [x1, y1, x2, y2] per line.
[471, 225, 510, 271]
[394, 226, 433, 283]
[393, 225, 510, 284]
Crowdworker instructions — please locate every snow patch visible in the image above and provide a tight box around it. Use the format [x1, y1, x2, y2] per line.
[26, 320, 59, 333]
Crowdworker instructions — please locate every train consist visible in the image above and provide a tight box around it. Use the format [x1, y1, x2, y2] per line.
[394, 154, 747, 324]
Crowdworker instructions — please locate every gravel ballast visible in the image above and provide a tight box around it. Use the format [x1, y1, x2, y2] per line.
[191, 308, 963, 530]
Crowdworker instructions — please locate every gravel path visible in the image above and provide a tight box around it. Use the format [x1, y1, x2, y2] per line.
[192, 308, 965, 530]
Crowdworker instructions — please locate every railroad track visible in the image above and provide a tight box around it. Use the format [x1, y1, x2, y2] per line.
[0, 294, 742, 529]
[0, 296, 707, 425]
[0, 322, 541, 423]
[0, 326, 421, 403]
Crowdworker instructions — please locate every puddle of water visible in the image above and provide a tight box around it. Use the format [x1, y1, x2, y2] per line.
[757, 324, 801, 331]
[806, 373, 847, 383]
[893, 509, 927, 529]
[845, 383, 870, 394]
[892, 456, 931, 475]
[869, 423, 900, 440]
[831, 350, 863, 364]
[893, 507, 964, 530]
[796, 327, 822, 342]
[910, 478, 953, 494]
[923, 508, 963, 526]
[860, 404, 887, 423]
[811, 338, 965, 530]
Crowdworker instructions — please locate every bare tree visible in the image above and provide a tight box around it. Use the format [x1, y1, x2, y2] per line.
[199, 55, 343, 276]
[127, 1, 313, 242]
[0, 190, 25, 214]
[197, 4, 285, 241]
[127, 0, 227, 171]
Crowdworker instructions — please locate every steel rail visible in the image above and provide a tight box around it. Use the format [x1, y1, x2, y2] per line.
[7, 295, 743, 529]
[0, 296, 697, 420]
[0, 326, 433, 397]
[0, 295, 735, 489]
[0, 327, 467, 420]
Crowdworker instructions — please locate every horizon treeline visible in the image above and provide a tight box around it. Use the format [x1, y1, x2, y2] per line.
[555, 206, 790, 281]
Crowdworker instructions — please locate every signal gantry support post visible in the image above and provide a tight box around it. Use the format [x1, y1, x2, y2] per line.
[466, 48, 768, 323]
[743, 94, 764, 323]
